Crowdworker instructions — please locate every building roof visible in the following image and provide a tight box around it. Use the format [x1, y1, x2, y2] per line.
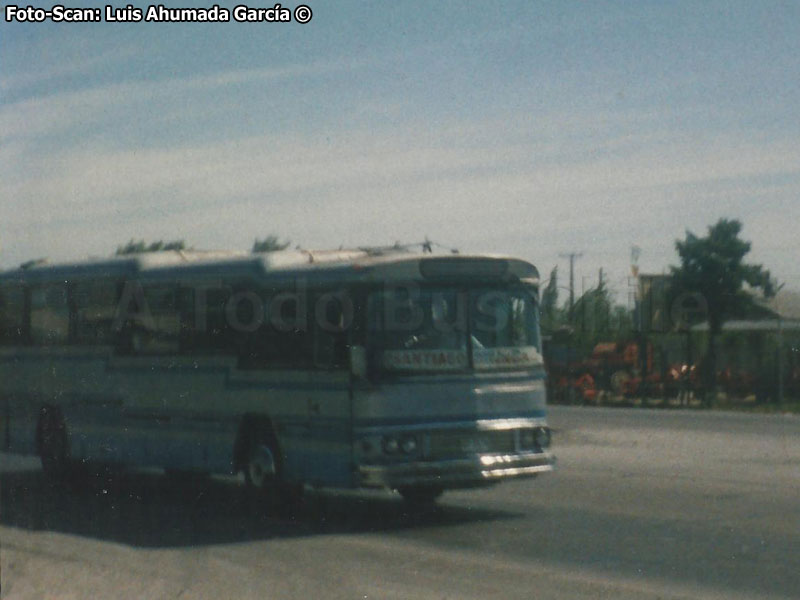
[691, 319, 800, 332]
[762, 288, 800, 320]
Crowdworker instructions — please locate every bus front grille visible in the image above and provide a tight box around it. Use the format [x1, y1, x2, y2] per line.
[428, 429, 516, 459]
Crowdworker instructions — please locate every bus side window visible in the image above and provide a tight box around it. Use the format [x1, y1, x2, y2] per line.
[72, 280, 118, 345]
[314, 291, 349, 369]
[178, 285, 235, 355]
[238, 288, 312, 370]
[116, 283, 180, 354]
[0, 284, 26, 345]
[141, 285, 180, 353]
[30, 284, 69, 345]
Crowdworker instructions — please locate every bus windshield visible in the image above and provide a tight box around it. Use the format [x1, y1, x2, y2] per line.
[368, 285, 542, 372]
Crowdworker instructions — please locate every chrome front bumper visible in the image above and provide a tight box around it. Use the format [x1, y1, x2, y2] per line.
[357, 451, 555, 489]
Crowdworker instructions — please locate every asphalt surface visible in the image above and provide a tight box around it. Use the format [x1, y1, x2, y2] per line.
[1, 406, 798, 599]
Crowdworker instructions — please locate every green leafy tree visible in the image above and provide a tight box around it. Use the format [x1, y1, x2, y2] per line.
[540, 266, 632, 354]
[610, 305, 634, 340]
[252, 235, 290, 253]
[540, 266, 561, 334]
[670, 218, 775, 399]
[116, 239, 187, 255]
[571, 280, 614, 355]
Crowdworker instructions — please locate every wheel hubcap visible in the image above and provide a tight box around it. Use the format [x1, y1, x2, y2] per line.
[248, 445, 276, 489]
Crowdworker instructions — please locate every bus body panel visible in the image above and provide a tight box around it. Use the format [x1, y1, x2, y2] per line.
[352, 371, 547, 427]
[0, 347, 354, 486]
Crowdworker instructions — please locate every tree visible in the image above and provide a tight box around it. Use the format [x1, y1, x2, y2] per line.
[610, 305, 634, 339]
[571, 279, 614, 355]
[670, 218, 775, 401]
[539, 266, 631, 349]
[540, 266, 560, 333]
[252, 235, 290, 253]
[115, 239, 187, 255]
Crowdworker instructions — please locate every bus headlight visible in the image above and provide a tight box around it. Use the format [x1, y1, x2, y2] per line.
[534, 427, 551, 449]
[519, 429, 536, 449]
[382, 436, 400, 454]
[400, 436, 418, 454]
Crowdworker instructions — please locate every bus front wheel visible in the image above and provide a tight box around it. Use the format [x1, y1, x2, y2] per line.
[241, 427, 303, 509]
[244, 442, 278, 491]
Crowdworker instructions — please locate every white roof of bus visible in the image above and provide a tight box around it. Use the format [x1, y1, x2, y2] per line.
[0, 248, 538, 284]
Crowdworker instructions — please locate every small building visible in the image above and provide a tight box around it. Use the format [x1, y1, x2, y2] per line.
[689, 289, 800, 401]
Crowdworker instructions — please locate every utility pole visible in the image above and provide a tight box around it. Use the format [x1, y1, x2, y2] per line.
[559, 251, 582, 321]
[597, 267, 605, 331]
[778, 314, 784, 406]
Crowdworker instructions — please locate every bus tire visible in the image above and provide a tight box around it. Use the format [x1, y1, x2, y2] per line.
[240, 422, 303, 509]
[37, 407, 71, 481]
[398, 486, 443, 506]
[244, 439, 277, 492]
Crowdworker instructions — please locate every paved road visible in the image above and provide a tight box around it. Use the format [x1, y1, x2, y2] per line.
[1, 406, 798, 599]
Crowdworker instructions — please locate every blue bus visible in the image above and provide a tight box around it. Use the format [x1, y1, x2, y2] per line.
[0, 247, 553, 504]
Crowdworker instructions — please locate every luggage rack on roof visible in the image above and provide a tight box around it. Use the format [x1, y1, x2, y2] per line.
[19, 258, 49, 270]
[356, 238, 459, 256]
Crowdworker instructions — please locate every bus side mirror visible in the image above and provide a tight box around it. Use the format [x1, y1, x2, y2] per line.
[350, 345, 367, 378]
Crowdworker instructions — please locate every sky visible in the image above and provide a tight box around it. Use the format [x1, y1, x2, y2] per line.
[2, 0, 799, 304]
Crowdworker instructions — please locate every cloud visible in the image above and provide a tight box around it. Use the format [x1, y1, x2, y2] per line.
[0, 53, 375, 146]
[8, 98, 799, 212]
[0, 43, 141, 98]
[3, 120, 798, 271]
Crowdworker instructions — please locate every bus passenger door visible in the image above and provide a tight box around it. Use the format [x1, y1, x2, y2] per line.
[296, 293, 353, 487]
